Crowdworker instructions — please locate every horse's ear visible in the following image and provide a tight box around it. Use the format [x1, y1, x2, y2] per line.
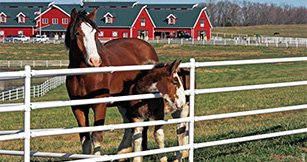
[169, 60, 181, 75]
[71, 8, 78, 22]
[87, 8, 98, 21]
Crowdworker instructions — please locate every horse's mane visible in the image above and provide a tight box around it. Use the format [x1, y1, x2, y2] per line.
[65, 10, 100, 48]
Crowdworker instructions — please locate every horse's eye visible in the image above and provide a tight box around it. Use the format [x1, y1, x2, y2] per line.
[172, 82, 178, 86]
[75, 32, 80, 36]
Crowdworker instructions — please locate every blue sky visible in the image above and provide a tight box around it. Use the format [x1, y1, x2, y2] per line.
[6, 0, 307, 7]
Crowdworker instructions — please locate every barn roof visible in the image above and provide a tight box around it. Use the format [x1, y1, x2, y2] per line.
[94, 5, 146, 27]
[36, 24, 67, 31]
[0, 2, 51, 8]
[82, 1, 139, 8]
[148, 7, 204, 28]
[0, 8, 40, 27]
[146, 4, 199, 10]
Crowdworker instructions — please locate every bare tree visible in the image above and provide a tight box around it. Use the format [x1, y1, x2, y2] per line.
[200, 0, 307, 27]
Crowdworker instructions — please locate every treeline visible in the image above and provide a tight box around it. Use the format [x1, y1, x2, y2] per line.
[199, 0, 307, 27]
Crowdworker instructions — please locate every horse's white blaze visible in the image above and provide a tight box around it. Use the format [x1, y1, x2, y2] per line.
[80, 22, 100, 66]
[174, 73, 186, 108]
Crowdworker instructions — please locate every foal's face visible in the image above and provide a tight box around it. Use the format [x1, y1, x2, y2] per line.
[70, 9, 101, 67]
[146, 61, 186, 111]
[157, 71, 186, 111]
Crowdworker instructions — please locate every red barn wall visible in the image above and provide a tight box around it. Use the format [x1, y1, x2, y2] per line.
[98, 28, 130, 40]
[38, 8, 70, 29]
[0, 27, 33, 37]
[131, 9, 154, 40]
[193, 11, 211, 40]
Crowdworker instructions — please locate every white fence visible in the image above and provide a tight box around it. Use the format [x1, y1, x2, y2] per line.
[148, 37, 307, 48]
[1, 57, 307, 161]
[0, 76, 65, 101]
[0, 60, 69, 68]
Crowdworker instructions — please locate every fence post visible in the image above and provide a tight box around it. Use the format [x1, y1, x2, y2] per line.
[24, 65, 31, 162]
[168, 38, 170, 44]
[189, 58, 196, 162]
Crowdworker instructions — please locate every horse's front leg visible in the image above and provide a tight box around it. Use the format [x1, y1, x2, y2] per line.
[72, 106, 91, 154]
[171, 103, 190, 162]
[92, 103, 107, 155]
[117, 106, 133, 162]
[133, 118, 144, 162]
[154, 125, 167, 162]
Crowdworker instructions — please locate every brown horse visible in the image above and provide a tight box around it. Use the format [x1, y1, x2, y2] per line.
[117, 60, 187, 162]
[65, 8, 159, 155]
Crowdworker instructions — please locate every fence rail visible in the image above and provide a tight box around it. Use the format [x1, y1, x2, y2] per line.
[0, 60, 69, 68]
[0, 76, 65, 101]
[0, 57, 307, 161]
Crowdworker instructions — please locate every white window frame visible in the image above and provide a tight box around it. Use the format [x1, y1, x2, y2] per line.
[168, 18, 175, 25]
[52, 18, 58, 24]
[18, 16, 25, 23]
[112, 31, 118, 37]
[106, 17, 112, 23]
[141, 18, 145, 27]
[99, 31, 104, 37]
[0, 16, 6, 23]
[62, 18, 68, 24]
[42, 18, 48, 24]
[200, 19, 205, 28]
[123, 33, 128, 38]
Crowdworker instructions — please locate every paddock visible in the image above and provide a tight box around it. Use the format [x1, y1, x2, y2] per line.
[1, 57, 307, 161]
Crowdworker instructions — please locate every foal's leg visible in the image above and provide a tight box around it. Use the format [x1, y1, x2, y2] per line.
[171, 103, 190, 161]
[117, 106, 133, 157]
[133, 118, 144, 162]
[92, 103, 107, 155]
[154, 125, 167, 162]
[72, 106, 91, 154]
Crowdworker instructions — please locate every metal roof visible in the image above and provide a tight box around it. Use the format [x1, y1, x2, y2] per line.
[148, 7, 203, 28]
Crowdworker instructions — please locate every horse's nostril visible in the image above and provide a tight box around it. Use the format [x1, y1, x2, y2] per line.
[88, 58, 101, 67]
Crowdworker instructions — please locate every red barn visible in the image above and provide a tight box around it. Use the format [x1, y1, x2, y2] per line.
[147, 4, 212, 40]
[0, 2, 212, 40]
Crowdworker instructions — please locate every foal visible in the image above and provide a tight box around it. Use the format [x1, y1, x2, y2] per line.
[117, 60, 186, 162]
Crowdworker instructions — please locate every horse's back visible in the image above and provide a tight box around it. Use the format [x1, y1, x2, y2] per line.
[103, 38, 159, 95]
[104, 38, 159, 66]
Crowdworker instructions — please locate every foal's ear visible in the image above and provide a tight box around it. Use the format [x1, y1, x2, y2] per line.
[169, 60, 181, 75]
[87, 8, 98, 21]
[70, 8, 78, 22]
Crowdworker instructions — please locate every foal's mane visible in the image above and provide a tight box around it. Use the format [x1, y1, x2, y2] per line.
[132, 62, 170, 93]
[65, 10, 100, 48]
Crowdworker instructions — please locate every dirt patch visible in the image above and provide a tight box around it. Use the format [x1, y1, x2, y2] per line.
[270, 154, 300, 161]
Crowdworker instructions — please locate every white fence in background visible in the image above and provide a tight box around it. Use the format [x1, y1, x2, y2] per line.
[0, 60, 69, 68]
[1, 57, 307, 161]
[148, 37, 307, 48]
[0, 76, 65, 101]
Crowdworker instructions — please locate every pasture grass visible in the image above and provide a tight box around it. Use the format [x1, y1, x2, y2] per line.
[212, 24, 307, 38]
[0, 43, 307, 161]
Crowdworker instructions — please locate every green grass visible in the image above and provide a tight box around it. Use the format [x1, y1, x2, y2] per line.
[1, 43, 307, 161]
[212, 24, 307, 38]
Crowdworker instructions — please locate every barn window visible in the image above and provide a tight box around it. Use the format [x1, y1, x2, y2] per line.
[112, 31, 118, 37]
[141, 18, 145, 27]
[99, 31, 104, 37]
[42, 18, 48, 24]
[123, 33, 128, 38]
[52, 18, 58, 24]
[200, 19, 205, 27]
[0, 12, 7, 23]
[16, 12, 26, 23]
[166, 14, 176, 25]
[104, 12, 114, 24]
[62, 18, 68, 24]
